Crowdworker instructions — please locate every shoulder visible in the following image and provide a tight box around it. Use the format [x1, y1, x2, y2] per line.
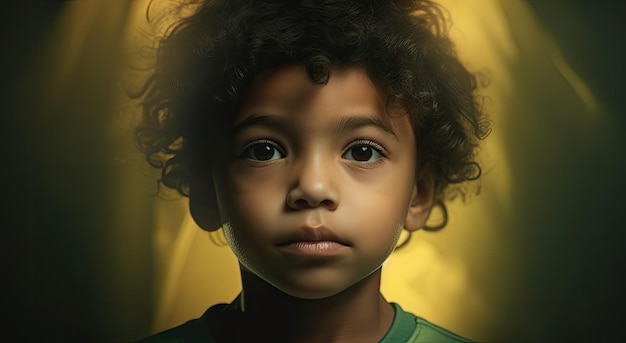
[134, 305, 227, 343]
[410, 317, 474, 343]
[134, 318, 214, 343]
[389, 303, 474, 343]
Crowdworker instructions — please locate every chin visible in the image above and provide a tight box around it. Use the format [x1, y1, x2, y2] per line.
[277, 285, 346, 300]
[269, 273, 368, 300]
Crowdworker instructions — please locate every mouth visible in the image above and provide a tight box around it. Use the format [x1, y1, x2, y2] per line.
[275, 227, 351, 256]
[277, 241, 348, 256]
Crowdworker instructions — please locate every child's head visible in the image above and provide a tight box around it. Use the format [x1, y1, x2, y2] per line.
[135, 0, 488, 298]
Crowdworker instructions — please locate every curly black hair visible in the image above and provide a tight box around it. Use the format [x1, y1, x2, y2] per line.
[132, 0, 490, 230]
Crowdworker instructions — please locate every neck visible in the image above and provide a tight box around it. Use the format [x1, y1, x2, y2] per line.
[224, 266, 394, 343]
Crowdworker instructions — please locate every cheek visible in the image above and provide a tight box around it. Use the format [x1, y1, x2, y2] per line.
[221, 191, 274, 268]
[220, 172, 285, 246]
[352, 194, 407, 234]
[221, 178, 291, 273]
[339, 175, 414, 245]
[225, 194, 275, 238]
[220, 166, 284, 221]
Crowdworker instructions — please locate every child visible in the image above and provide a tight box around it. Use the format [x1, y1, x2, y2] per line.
[134, 0, 489, 341]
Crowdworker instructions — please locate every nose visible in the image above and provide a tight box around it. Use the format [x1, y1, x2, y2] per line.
[286, 152, 339, 210]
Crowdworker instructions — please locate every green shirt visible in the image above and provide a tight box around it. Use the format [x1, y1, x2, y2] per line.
[136, 303, 472, 342]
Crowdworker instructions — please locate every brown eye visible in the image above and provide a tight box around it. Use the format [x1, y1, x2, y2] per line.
[342, 142, 385, 163]
[252, 144, 275, 160]
[242, 140, 285, 161]
[350, 146, 373, 161]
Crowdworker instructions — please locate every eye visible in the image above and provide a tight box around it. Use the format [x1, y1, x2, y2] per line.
[240, 140, 285, 162]
[342, 140, 387, 163]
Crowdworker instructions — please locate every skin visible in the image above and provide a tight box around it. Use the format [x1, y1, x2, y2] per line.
[196, 64, 434, 342]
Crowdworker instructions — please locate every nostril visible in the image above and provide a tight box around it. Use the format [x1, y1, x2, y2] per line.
[294, 199, 309, 208]
[290, 198, 336, 210]
[320, 199, 336, 209]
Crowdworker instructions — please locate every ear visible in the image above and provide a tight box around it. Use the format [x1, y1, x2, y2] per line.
[189, 175, 223, 232]
[404, 174, 435, 232]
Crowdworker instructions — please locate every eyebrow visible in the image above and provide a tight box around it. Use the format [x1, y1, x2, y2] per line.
[335, 115, 398, 139]
[233, 114, 286, 134]
[232, 113, 398, 138]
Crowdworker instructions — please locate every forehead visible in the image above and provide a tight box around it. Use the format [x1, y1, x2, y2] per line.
[236, 64, 407, 126]
[238, 64, 382, 114]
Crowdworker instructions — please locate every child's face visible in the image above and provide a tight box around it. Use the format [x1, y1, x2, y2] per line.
[214, 64, 426, 299]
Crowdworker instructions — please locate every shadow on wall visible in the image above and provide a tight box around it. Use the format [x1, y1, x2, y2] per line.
[3, 1, 154, 342]
[501, 0, 626, 341]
